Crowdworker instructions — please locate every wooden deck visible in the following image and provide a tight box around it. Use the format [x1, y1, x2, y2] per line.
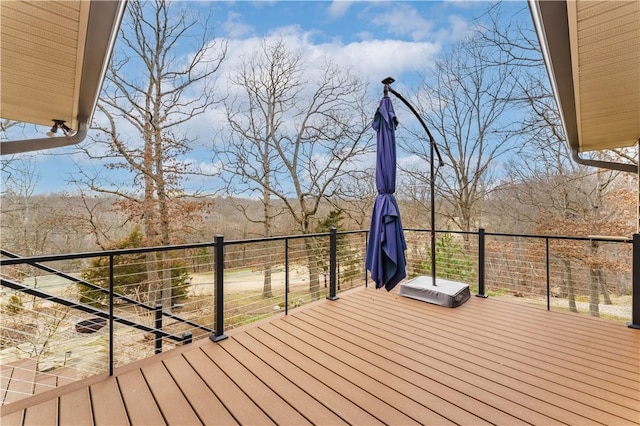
[1, 286, 639, 425]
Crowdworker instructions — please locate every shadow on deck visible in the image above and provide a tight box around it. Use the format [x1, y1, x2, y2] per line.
[1, 286, 639, 425]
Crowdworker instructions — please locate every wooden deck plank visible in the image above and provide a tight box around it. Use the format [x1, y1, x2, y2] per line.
[141, 362, 202, 426]
[90, 377, 129, 426]
[182, 348, 274, 425]
[0, 410, 24, 426]
[401, 304, 640, 403]
[23, 399, 57, 426]
[201, 341, 312, 425]
[342, 293, 638, 423]
[23, 374, 59, 426]
[434, 296, 639, 372]
[436, 294, 639, 365]
[117, 369, 166, 426]
[473, 296, 638, 347]
[2, 359, 36, 404]
[287, 309, 557, 425]
[211, 338, 346, 425]
[234, 330, 384, 425]
[412, 312, 640, 413]
[162, 354, 238, 426]
[236, 328, 416, 425]
[350, 291, 640, 403]
[259, 320, 467, 425]
[350, 295, 637, 368]
[351, 290, 640, 383]
[342, 291, 639, 424]
[312, 298, 611, 424]
[59, 388, 92, 426]
[268, 312, 508, 424]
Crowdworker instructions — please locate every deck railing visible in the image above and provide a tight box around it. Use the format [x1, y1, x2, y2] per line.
[1, 228, 638, 405]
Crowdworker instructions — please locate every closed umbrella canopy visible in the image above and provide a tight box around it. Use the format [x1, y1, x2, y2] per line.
[365, 96, 407, 291]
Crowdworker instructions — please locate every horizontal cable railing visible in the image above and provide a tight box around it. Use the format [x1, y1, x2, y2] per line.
[1, 228, 637, 405]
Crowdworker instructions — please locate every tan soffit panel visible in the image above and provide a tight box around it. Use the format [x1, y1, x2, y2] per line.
[567, 0, 640, 152]
[0, 1, 89, 130]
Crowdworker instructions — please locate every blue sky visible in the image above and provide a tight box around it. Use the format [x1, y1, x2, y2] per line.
[2, 0, 529, 194]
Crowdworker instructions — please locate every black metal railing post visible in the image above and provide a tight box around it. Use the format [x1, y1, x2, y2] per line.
[154, 304, 163, 354]
[211, 235, 228, 341]
[364, 231, 369, 288]
[327, 228, 339, 301]
[285, 238, 289, 314]
[546, 237, 550, 311]
[629, 233, 640, 329]
[476, 228, 487, 298]
[109, 254, 114, 376]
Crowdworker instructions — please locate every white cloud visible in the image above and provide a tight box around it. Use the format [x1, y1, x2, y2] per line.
[437, 14, 473, 42]
[370, 4, 434, 42]
[327, 1, 353, 19]
[222, 11, 254, 38]
[443, 0, 486, 9]
[214, 27, 440, 98]
[355, 30, 374, 41]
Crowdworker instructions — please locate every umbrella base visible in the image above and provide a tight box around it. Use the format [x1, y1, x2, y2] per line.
[398, 276, 470, 308]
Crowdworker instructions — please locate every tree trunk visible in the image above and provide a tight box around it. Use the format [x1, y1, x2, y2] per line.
[263, 263, 273, 298]
[305, 239, 320, 300]
[562, 258, 577, 313]
[157, 162, 172, 311]
[588, 266, 600, 317]
[598, 269, 611, 305]
[261, 140, 273, 299]
[588, 241, 600, 317]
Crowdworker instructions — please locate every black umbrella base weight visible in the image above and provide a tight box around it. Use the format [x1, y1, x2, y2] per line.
[398, 276, 471, 308]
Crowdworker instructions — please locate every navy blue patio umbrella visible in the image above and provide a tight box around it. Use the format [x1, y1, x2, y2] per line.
[365, 90, 407, 291]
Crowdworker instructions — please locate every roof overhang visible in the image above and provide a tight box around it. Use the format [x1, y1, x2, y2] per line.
[529, 0, 639, 172]
[0, 0, 126, 155]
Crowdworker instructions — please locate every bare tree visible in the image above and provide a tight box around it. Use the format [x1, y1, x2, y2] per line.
[479, 2, 635, 315]
[403, 31, 521, 235]
[218, 38, 373, 299]
[71, 0, 227, 310]
[0, 152, 54, 257]
[333, 173, 377, 230]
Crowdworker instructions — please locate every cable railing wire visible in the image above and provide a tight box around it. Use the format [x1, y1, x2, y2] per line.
[1, 227, 637, 406]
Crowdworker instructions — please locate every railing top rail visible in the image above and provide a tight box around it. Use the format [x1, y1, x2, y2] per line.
[0, 232, 335, 265]
[403, 228, 477, 236]
[401, 228, 633, 244]
[2, 228, 633, 267]
[1, 242, 218, 265]
[223, 231, 332, 246]
[482, 231, 632, 244]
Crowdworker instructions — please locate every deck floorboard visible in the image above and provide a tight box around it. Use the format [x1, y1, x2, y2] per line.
[90, 377, 130, 426]
[203, 339, 312, 426]
[183, 347, 274, 425]
[214, 338, 345, 425]
[117, 369, 166, 425]
[58, 388, 91, 426]
[162, 354, 238, 426]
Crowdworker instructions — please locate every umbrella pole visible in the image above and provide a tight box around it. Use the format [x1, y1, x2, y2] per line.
[430, 128, 436, 287]
[382, 77, 443, 287]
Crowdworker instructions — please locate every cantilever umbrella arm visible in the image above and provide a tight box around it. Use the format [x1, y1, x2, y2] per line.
[382, 77, 442, 287]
